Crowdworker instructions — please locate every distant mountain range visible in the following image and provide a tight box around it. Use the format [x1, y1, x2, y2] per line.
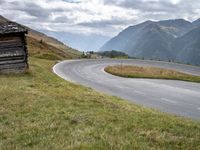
[100, 19, 200, 65]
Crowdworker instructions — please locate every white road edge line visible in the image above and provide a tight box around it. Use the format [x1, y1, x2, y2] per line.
[53, 62, 75, 83]
[160, 98, 177, 104]
[134, 90, 146, 95]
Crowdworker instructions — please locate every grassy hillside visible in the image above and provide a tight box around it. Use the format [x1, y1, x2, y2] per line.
[27, 36, 80, 60]
[27, 29, 81, 58]
[26, 28, 82, 60]
[1, 57, 200, 149]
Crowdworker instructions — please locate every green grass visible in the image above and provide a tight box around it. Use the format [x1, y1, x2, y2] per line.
[105, 65, 200, 83]
[0, 58, 200, 149]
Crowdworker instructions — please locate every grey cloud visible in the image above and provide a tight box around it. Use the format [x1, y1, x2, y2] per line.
[0, 0, 200, 37]
[0, 0, 6, 5]
[77, 18, 133, 28]
[103, 0, 176, 12]
[103, 0, 199, 21]
[5, 1, 51, 21]
[63, 0, 81, 3]
[53, 16, 75, 23]
[21, 3, 50, 19]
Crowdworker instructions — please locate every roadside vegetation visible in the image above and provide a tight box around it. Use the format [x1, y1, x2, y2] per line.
[98, 50, 129, 58]
[105, 65, 200, 83]
[82, 50, 129, 59]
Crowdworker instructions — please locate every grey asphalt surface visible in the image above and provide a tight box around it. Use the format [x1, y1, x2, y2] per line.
[53, 59, 200, 120]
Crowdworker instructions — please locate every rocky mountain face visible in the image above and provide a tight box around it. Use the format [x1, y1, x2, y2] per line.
[173, 26, 200, 65]
[100, 18, 200, 65]
[192, 18, 200, 27]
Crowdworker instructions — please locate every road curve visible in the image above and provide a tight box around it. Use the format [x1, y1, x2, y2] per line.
[53, 59, 200, 119]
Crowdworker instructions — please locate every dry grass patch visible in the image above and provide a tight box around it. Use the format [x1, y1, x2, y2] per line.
[27, 36, 81, 60]
[105, 65, 200, 83]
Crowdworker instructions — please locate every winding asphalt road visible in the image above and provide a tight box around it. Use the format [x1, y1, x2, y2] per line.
[53, 59, 200, 119]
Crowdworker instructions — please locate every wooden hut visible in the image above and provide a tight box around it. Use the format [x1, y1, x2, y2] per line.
[0, 22, 28, 73]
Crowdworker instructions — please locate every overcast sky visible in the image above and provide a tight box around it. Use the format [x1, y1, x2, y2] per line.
[0, 0, 200, 37]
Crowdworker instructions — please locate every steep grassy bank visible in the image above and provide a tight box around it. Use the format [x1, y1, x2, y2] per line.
[105, 65, 200, 83]
[0, 58, 200, 149]
[27, 36, 81, 60]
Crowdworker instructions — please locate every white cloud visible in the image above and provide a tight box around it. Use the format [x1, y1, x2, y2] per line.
[0, 0, 199, 37]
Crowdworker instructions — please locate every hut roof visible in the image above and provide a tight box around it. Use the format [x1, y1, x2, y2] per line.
[0, 22, 27, 35]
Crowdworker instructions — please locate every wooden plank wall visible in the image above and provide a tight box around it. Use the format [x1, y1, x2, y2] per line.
[0, 34, 28, 73]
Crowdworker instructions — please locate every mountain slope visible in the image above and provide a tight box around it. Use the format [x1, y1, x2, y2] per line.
[100, 18, 200, 65]
[100, 21, 175, 60]
[173, 26, 200, 65]
[100, 21, 153, 53]
[192, 18, 200, 27]
[27, 28, 81, 58]
[157, 19, 193, 37]
[27, 36, 76, 60]
[130, 23, 175, 60]
[0, 15, 81, 59]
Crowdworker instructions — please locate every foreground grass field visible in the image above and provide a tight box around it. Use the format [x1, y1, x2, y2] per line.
[105, 65, 200, 83]
[0, 58, 200, 149]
